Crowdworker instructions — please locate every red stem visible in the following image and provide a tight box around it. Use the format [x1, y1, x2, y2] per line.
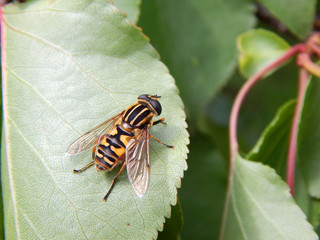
[219, 43, 305, 240]
[286, 68, 309, 196]
[229, 43, 305, 160]
[297, 53, 320, 77]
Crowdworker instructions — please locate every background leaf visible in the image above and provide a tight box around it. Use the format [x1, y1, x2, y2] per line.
[179, 133, 227, 240]
[1, 0, 188, 239]
[247, 100, 295, 178]
[238, 29, 290, 78]
[200, 60, 298, 159]
[258, 0, 316, 39]
[158, 199, 183, 240]
[298, 77, 320, 198]
[139, 0, 256, 123]
[221, 155, 317, 240]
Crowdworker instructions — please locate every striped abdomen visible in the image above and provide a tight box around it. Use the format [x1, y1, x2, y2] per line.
[122, 103, 155, 128]
[93, 125, 134, 171]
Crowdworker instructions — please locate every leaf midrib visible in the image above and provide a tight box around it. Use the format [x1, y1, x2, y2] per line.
[234, 162, 289, 240]
[7, 118, 89, 239]
[2, 12, 122, 107]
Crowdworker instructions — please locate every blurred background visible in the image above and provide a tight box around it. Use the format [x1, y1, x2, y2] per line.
[136, 0, 302, 239]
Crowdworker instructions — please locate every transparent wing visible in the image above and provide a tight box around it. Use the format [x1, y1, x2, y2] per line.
[66, 112, 122, 155]
[126, 128, 150, 197]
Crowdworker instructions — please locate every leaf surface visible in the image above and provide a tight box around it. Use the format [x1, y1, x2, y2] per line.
[298, 77, 320, 198]
[259, 0, 316, 39]
[221, 154, 317, 240]
[1, 0, 188, 239]
[179, 134, 227, 240]
[247, 100, 295, 178]
[139, 0, 255, 122]
[113, 0, 141, 24]
[238, 29, 290, 78]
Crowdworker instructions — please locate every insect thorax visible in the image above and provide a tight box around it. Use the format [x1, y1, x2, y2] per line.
[122, 103, 155, 128]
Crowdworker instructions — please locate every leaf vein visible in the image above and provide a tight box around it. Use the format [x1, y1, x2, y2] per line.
[6, 68, 81, 134]
[235, 168, 289, 239]
[2, 16, 121, 107]
[230, 188, 248, 240]
[20, 210, 45, 240]
[7, 118, 89, 239]
[76, 208, 128, 239]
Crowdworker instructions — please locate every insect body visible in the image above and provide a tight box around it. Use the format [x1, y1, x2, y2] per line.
[66, 94, 173, 201]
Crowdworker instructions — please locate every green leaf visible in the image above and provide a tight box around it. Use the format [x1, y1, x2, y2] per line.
[201, 61, 298, 158]
[2, 139, 18, 240]
[0, 74, 3, 240]
[294, 170, 310, 217]
[221, 155, 317, 240]
[294, 167, 320, 230]
[309, 198, 320, 229]
[179, 134, 227, 240]
[298, 77, 320, 198]
[295, 170, 320, 231]
[247, 100, 295, 178]
[238, 29, 290, 78]
[0, 134, 5, 240]
[139, 0, 256, 122]
[158, 199, 183, 240]
[113, 0, 141, 24]
[1, 0, 188, 239]
[259, 0, 316, 39]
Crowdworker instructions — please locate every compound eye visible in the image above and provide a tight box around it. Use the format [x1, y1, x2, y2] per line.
[151, 99, 162, 115]
[138, 94, 162, 115]
[138, 94, 148, 101]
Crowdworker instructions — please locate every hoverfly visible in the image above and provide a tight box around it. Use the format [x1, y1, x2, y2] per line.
[66, 94, 174, 201]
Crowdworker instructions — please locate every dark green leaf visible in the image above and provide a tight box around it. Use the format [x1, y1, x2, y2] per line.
[259, 0, 316, 39]
[179, 134, 227, 240]
[201, 61, 297, 158]
[298, 77, 320, 198]
[1, 0, 188, 239]
[294, 170, 311, 217]
[294, 169, 320, 231]
[236, 59, 298, 151]
[158, 199, 183, 240]
[247, 100, 295, 178]
[309, 198, 320, 229]
[139, 0, 256, 122]
[221, 154, 317, 240]
[238, 29, 290, 78]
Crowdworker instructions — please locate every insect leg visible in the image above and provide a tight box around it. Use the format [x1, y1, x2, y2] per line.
[73, 161, 94, 173]
[153, 117, 166, 126]
[103, 162, 127, 202]
[150, 134, 174, 149]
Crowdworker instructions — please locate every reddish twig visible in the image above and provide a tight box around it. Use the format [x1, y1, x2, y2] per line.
[297, 53, 320, 77]
[229, 43, 305, 160]
[286, 68, 309, 195]
[219, 43, 305, 240]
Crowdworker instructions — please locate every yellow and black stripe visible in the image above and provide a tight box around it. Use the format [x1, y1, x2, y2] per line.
[122, 103, 153, 128]
[69, 94, 171, 201]
[93, 94, 162, 171]
[93, 125, 133, 171]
